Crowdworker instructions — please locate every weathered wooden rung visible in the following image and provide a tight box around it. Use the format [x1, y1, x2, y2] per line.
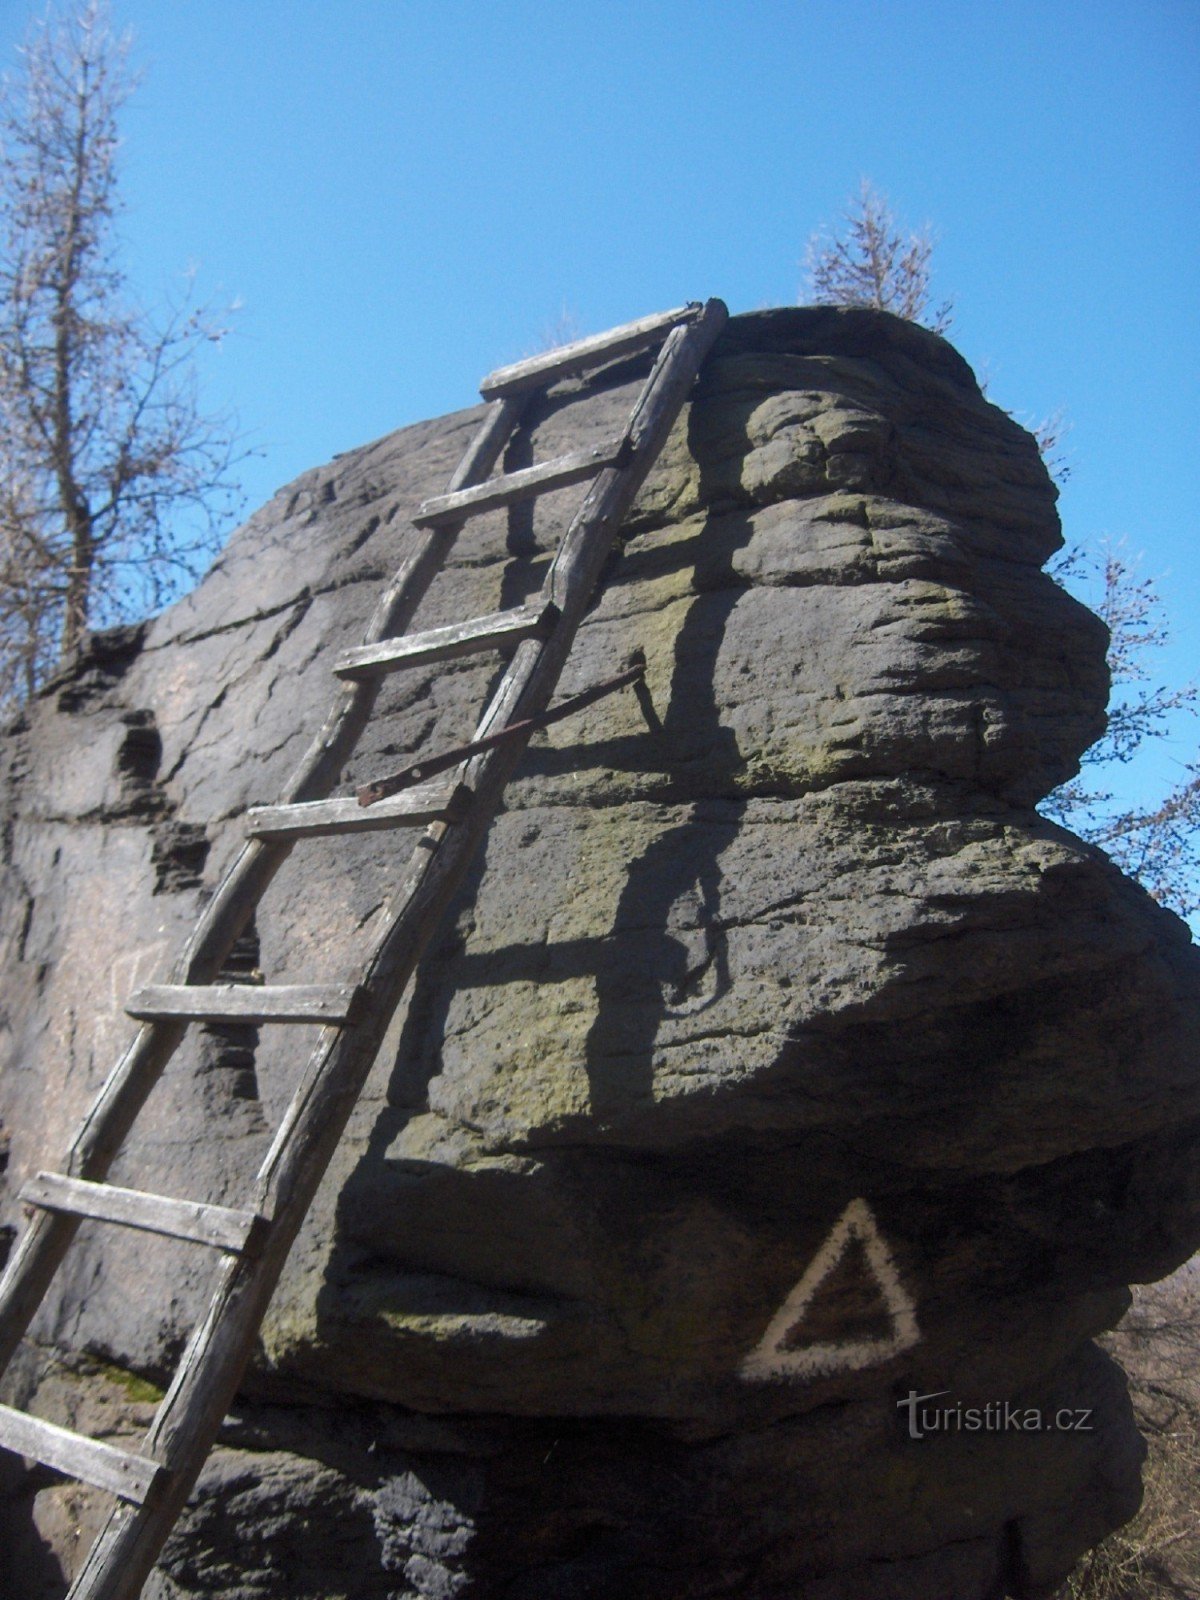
[0, 1403, 166, 1504]
[333, 601, 559, 681]
[20, 1172, 269, 1257]
[246, 780, 470, 840]
[413, 440, 627, 528]
[479, 303, 702, 399]
[125, 984, 362, 1026]
[0, 300, 729, 1599]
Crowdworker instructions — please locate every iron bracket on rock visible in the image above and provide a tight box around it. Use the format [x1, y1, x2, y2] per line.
[357, 649, 648, 806]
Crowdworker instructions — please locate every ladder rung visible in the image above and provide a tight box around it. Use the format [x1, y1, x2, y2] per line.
[333, 601, 559, 681]
[413, 441, 627, 528]
[0, 301, 730, 1595]
[479, 303, 702, 398]
[246, 780, 470, 840]
[125, 984, 362, 1026]
[0, 1403, 166, 1503]
[20, 1172, 268, 1256]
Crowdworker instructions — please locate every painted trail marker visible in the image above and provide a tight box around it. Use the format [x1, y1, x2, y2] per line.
[740, 1198, 920, 1381]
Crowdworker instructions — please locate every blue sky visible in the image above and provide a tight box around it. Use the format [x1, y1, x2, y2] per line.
[3, 0, 1198, 813]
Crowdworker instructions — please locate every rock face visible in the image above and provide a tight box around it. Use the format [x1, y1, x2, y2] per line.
[2, 306, 1199, 1599]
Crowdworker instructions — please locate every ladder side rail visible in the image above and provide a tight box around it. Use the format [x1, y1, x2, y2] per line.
[67, 299, 728, 1600]
[0, 1017, 188, 1374]
[272, 391, 528, 811]
[0, 397, 524, 1376]
[471, 299, 728, 749]
[259, 299, 728, 1195]
[66, 755, 573, 1597]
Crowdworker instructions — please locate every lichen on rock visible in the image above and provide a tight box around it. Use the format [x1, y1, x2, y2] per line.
[2, 307, 1198, 1599]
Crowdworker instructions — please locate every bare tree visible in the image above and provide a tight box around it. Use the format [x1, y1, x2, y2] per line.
[1029, 408, 1072, 486]
[803, 182, 1197, 917]
[0, 0, 242, 710]
[803, 179, 953, 333]
[1043, 544, 1199, 917]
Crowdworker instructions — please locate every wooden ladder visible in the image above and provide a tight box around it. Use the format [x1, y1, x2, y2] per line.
[0, 298, 728, 1599]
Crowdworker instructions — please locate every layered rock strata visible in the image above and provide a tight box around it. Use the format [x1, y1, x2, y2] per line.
[2, 308, 1199, 1599]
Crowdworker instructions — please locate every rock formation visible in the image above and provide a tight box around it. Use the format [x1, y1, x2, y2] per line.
[2, 307, 1199, 1599]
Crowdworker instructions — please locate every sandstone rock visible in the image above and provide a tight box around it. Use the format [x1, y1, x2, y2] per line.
[2, 307, 1198, 1598]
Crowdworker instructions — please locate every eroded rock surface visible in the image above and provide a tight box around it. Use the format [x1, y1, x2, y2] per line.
[2, 308, 1199, 1598]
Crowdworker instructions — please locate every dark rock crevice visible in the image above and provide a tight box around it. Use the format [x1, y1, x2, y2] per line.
[0, 307, 1196, 1598]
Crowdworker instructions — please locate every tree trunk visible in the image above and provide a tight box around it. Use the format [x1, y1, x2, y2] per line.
[60, 502, 94, 657]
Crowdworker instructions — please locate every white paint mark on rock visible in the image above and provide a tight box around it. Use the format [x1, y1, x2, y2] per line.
[740, 1197, 920, 1381]
[92, 940, 167, 1059]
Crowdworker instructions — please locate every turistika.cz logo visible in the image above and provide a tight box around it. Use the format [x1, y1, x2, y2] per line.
[897, 1390, 1094, 1441]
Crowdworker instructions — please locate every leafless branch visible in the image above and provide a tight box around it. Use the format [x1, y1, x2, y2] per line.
[1044, 541, 1200, 916]
[0, 0, 245, 711]
[802, 179, 953, 334]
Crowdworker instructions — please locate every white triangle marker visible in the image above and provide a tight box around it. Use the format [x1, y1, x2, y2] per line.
[740, 1197, 920, 1381]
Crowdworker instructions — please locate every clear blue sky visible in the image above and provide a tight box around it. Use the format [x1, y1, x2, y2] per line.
[3, 0, 1198, 814]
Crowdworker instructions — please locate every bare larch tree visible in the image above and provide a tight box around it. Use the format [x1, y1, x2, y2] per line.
[803, 178, 953, 334]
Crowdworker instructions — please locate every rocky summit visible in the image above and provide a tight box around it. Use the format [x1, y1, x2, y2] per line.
[2, 307, 1199, 1599]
